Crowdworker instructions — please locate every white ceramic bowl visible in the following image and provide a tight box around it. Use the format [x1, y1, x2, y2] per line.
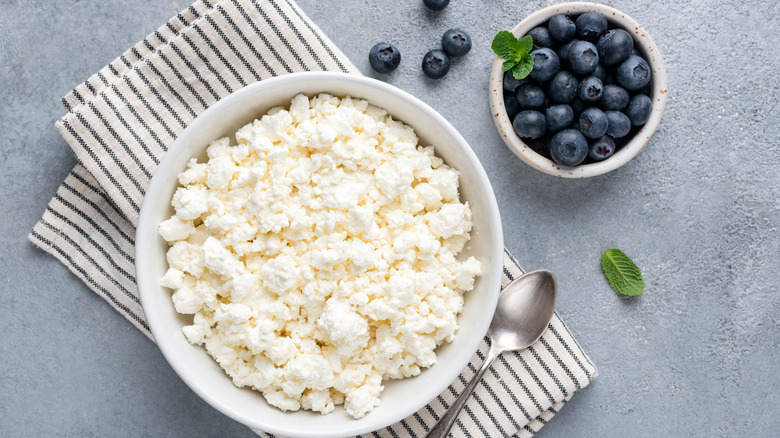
[489, 2, 668, 178]
[136, 72, 503, 437]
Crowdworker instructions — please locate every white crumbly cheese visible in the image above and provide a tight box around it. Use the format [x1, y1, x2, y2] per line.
[159, 94, 481, 419]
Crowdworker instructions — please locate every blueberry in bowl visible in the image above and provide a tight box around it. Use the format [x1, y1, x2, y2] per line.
[575, 12, 608, 42]
[567, 40, 599, 75]
[489, 2, 667, 178]
[578, 76, 603, 104]
[548, 71, 578, 103]
[516, 84, 546, 109]
[529, 48, 560, 81]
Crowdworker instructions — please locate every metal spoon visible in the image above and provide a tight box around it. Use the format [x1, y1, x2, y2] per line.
[426, 269, 557, 438]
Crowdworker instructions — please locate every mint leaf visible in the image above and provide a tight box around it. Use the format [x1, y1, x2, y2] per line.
[601, 249, 645, 296]
[491, 31, 521, 60]
[501, 59, 518, 72]
[492, 31, 535, 80]
[512, 54, 534, 79]
[516, 35, 533, 54]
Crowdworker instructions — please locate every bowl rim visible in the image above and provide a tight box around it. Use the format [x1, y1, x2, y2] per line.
[136, 71, 504, 437]
[488, 1, 668, 178]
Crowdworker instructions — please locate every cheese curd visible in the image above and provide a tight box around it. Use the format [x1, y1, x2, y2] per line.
[159, 93, 481, 419]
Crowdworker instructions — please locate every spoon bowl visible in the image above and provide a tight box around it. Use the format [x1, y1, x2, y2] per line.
[427, 269, 557, 438]
[491, 269, 557, 352]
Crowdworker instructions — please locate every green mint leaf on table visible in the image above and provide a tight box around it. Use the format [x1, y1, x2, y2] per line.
[492, 32, 534, 80]
[601, 249, 645, 296]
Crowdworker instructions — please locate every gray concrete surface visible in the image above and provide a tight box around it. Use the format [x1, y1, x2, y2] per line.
[2, 0, 779, 436]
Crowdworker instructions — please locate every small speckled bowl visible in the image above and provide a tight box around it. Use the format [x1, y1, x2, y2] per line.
[489, 2, 668, 178]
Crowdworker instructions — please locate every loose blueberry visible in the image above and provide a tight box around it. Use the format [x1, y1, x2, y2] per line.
[575, 12, 608, 42]
[617, 55, 652, 90]
[601, 85, 629, 110]
[528, 26, 554, 49]
[442, 28, 472, 57]
[627, 94, 653, 126]
[422, 0, 449, 11]
[548, 70, 578, 103]
[515, 84, 546, 109]
[503, 70, 529, 92]
[529, 48, 560, 82]
[588, 135, 616, 161]
[548, 14, 576, 43]
[597, 29, 634, 65]
[550, 129, 589, 166]
[578, 76, 604, 103]
[368, 43, 401, 74]
[504, 92, 521, 120]
[578, 107, 608, 139]
[422, 49, 451, 79]
[513, 110, 547, 140]
[546, 104, 575, 133]
[567, 40, 599, 75]
[605, 110, 631, 138]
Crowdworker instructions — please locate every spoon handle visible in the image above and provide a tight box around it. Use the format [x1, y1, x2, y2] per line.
[426, 345, 499, 438]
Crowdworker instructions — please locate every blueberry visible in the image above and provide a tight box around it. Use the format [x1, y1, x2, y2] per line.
[605, 110, 631, 138]
[548, 70, 578, 103]
[548, 14, 576, 43]
[503, 70, 529, 92]
[617, 55, 651, 90]
[627, 94, 652, 126]
[578, 107, 608, 139]
[422, 49, 451, 79]
[588, 135, 616, 161]
[504, 92, 521, 120]
[550, 129, 589, 166]
[513, 110, 547, 140]
[528, 26, 554, 49]
[529, 48, 560, 82]
[368, 43, 401, 74]
[567, 40, 599, 75]
[546, 104, 575, 133]
[597, 29, 634, 65]
[515, 84, 546, 109]
[442, 28, 472, 57]
[578, 76, 603, 103]
[422, 0, 449, 11]
[601, 85, 629, 110]
[575, 12, 608, 42]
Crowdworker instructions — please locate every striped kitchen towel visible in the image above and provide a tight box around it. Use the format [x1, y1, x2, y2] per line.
[28, 0, 596, 436]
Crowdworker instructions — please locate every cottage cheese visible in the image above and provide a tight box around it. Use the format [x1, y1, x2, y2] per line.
[159, 93, 481, 419]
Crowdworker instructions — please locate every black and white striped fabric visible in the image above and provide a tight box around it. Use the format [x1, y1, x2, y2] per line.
[29, 0, 596, 436]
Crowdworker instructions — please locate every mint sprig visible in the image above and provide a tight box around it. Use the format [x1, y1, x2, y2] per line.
[491, 31, 534, 80]
[601, 249, 645, 296]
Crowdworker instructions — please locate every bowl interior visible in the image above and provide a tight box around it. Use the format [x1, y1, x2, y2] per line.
[136, 72, 503, 437]
[489, 2, 668, 178]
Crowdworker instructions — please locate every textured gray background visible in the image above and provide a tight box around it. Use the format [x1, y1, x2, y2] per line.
[2, 0, 779, 436]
